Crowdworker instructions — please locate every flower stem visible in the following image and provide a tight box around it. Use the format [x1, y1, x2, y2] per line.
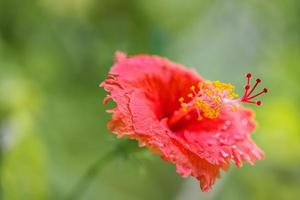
[0, 135, 3, 199]
[65, 140, 131, 200]
[0, 124, 5, 199]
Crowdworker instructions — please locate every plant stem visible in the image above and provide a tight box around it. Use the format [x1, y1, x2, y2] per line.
[0, 129, 4, 199]
[65, 141, 129, 200]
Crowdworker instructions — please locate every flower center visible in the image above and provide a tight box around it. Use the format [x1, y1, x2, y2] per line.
[179, 81, 238, 120]
[168, 73, 268, 127]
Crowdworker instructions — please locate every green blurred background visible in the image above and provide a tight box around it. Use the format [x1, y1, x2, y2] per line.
[0, 0, 299, 199]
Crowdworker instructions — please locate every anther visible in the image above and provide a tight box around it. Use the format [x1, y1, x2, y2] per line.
[188, 93, 193, 98]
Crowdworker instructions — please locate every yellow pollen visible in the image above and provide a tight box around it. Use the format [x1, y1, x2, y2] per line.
[198, 82, 203, 88]
[179, 80, 238, 120]
[229, 93, 239, 98]
[190, 85, 195, 90]
[188, 93, 193, 98]
[181, 103, 188, 112]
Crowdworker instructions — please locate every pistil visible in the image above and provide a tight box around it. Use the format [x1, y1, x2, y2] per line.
[168, 73, 268, 126]
[240, 73, 268, 106]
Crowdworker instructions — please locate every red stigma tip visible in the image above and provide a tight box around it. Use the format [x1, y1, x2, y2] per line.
[245, 85, 250, 90]
[246, 73, 252, 78]
[241, 73, 268, 106]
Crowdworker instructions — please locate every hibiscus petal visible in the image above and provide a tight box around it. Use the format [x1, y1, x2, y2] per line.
[174, 108, 263, 166]
[100, 51, 264, 192]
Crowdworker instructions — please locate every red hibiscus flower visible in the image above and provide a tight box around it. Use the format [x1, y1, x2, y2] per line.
[100, 51, 267, 192]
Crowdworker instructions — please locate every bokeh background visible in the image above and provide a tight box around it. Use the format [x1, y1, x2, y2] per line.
[0, 0, 299, 199]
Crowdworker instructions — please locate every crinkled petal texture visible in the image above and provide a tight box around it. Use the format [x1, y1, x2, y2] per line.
[100, 52, 264, 192]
